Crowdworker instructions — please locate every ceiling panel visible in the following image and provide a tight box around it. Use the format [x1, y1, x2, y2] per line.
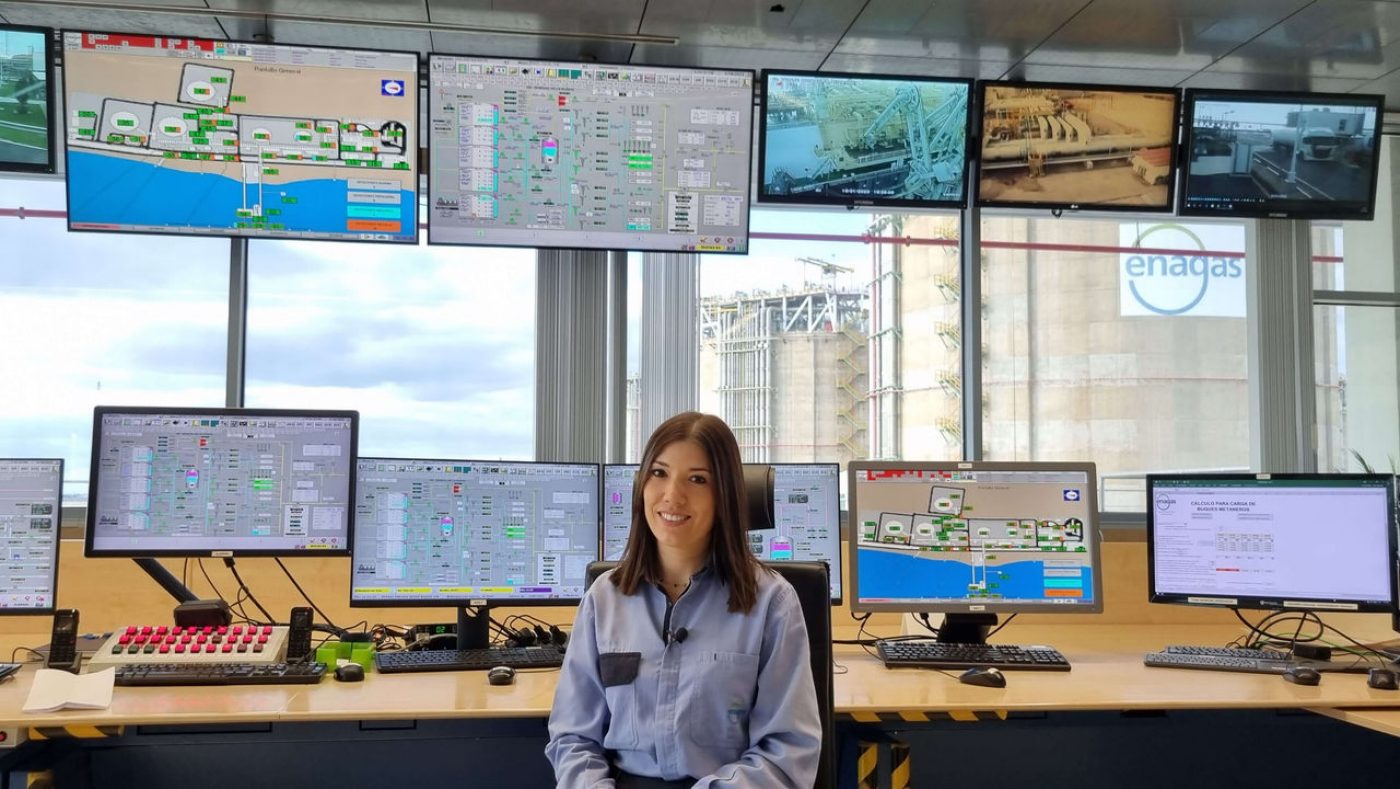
[426, 0, 646, 37]
[213, 19, 433, 53]
[1208, 0, 1400, 81]
[628, 44, 824, 72]
[428, 31, 633, 64]
[818, 52, 1009, 80]
[832, 0, 1087, 62]
[0, 1, 225, 38]
[1355, 70, 1400, 109]
[1179, 70, 1376, 94]
[1023, 0, 1312, 71]
[638, 0, 867, 51]
[1003, 63, 1202, 87]
[205, 0, 430, 23]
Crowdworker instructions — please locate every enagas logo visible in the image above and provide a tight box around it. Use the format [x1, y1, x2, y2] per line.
[1119, 223, 1246, 318]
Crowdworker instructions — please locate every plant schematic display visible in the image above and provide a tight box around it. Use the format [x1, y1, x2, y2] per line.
[428, 56, 753, 253]
[62, 32, 419, 242]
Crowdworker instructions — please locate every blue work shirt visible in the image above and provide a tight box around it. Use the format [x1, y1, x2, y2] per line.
[546, 564, 821, 788]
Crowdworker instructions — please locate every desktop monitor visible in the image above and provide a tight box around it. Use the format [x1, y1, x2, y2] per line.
[427, 55, 754, 254]
[0, 459, 63, 614]
[603, 462, 844, 602]
[976, 81, 1180, 212]
[849, 461, 1102, 643]
[350, 457, 599, 607]
[0, 25, 56, 174]
[758, 70, 972, 210]
[1147, 474, 1397, 612]
[1177, 89, 1383, 220]
[86, 407, 359, 557]
[61, 31, 420, 243]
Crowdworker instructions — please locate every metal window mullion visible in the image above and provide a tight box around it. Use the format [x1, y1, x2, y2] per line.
[227, 237, 248, 408]
[639, 253, 698, 440]
[961, 202, 982, 461]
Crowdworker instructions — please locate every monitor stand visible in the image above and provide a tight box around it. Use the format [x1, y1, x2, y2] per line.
[456, 605, 493, 650]
[937, 613, 999, 645]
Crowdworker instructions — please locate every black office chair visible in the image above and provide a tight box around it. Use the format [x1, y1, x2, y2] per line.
[584, 464, 836, 789]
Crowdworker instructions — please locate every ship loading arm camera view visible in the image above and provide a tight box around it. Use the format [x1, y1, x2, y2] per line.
[762, 75, 969, 205]
[977, 85, 1177, 209]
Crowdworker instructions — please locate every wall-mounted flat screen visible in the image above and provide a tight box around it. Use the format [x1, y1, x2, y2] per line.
[427, 55, 754, 254]
[0, 25, 55, 173]
[759, 70, 971, 209]
[976, 81, 1180, 212]
[62, 31, 419, 242]
[1178, 89, 1382, 220]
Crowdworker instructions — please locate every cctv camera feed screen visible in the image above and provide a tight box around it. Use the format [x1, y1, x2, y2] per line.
[0, 25, 53, 173]
[977, 82, 1179, 211]
[759, 71, 971, 209]
[1179, 91, 1382, 220]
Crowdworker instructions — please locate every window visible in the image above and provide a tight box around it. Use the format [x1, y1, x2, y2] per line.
[0, 178, 227, 502]
[244, 240, 536, 460]
[697, 209, 933, 465]
[1314, 305, 1400, 473]
[980, 215, 1251, 512]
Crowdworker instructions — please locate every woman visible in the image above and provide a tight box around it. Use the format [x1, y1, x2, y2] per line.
[546, 412, 821, 788]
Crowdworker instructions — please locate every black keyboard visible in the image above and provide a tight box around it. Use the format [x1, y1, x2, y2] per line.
[877, 640, 1071, 671]
[112, 661, 327, 686]
[375, 645, 565, 674]
[1145, 649, 1370, 674]
[1161, 645, 1292, 661]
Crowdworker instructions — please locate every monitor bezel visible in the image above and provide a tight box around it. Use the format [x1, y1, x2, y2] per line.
[349, 456, 602, 608]
[85, 406, 360, 558]
[0, 458, 64, 616]
[58, 29, 422, 245]
[1176, 88, 1384, 221]
[756, 68, 974, 211]
[1146, 472, 1399, 613]
[0, 24, 57, 175]
[847, 460, 1104, 615]
[974, 79, 1182, 214]
[602, 460, 846, 604]
[424, 52, 756, 255]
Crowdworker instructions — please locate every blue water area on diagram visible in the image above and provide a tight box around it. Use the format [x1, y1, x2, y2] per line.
[66, 150, 416, 241]
[856, 547, 1094, 603]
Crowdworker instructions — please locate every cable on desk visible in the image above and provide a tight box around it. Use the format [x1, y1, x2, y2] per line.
[984, 614, 1017, 640]
[224, 558, 276, 623]
[274, 557, 343, 634]
[9, 646, 44, 663]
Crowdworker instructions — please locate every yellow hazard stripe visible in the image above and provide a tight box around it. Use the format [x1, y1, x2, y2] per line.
[896, 710, 929, 722]
[28, 725, 122, 740]
[849, 711, 881, 723]
[890, 742, 912, 789]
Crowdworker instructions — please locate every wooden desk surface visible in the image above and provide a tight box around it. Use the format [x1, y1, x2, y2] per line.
[1310, 708, 1400, 738]
[3, 624, 1398, 729]
[834, 624, 1400, 714]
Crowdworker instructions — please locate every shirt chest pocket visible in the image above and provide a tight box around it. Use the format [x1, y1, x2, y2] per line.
[599, 651, 642, 750]
[685, 651, 760, 749]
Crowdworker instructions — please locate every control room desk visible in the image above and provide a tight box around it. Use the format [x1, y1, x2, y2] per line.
[2, 625, 1399, 787]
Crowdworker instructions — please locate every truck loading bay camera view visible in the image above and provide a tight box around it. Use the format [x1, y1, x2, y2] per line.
[1180, 95, 1379, 218]
[977, 84, 1178, 211]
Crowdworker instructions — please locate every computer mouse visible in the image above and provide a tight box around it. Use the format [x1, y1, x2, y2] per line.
[333, 663, 365, 682]
[958, 666, 1006, 688]
[1282, 665, 1321, 686]
[487, 665, 516, 686]
[1367, 668, 1398, 690]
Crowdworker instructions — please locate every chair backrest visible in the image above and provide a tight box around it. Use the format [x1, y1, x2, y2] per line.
[584, 559, 835, 789]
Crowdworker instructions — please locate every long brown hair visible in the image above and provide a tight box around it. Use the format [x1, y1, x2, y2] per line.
[611, 411, 761, 613]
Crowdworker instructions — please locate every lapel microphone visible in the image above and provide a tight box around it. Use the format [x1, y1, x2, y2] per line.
[672, 627, 688, 644]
